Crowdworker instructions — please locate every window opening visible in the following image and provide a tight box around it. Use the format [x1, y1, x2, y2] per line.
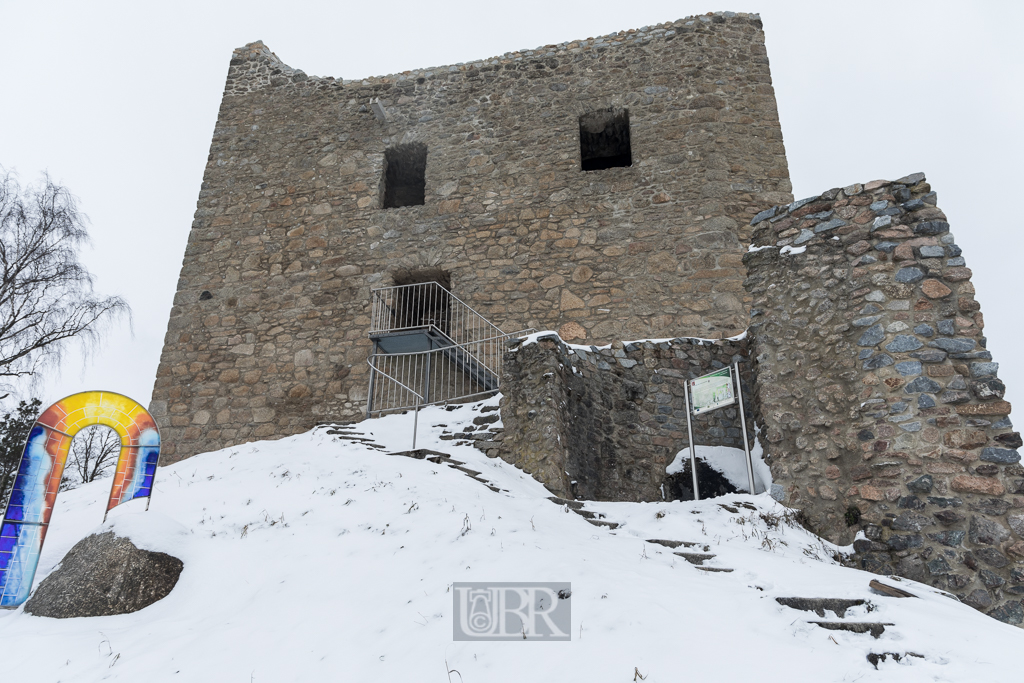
[381, 143, 427, 208]
[579, 109, 632, 171]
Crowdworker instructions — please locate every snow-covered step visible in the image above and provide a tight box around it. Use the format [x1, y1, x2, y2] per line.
[866, 652, 923, 669]
[775, 597, 868, 619]
[645, 538, 706, 551]
[434, 399, 503, 457]
[673, 552, 716, 566]
[585, 519, 620, 529]
[547, 496, 617, 526]
[809, 622, 894, 639]
[318, 424, 388, 450]
[387, 448, 507, 493]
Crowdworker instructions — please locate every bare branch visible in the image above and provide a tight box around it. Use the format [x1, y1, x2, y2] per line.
[65, 424, 121, 487]
[0, 170, 131, 394]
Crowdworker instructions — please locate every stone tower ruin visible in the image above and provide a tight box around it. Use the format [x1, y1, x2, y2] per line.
[150, 11, 1024, 625]
[151, 12, 789, 462]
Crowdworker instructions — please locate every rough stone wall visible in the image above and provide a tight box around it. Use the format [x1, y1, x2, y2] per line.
[498, 333, 754, 501]
[743, 174, 1024, 624]
[151, 11, 791, 462]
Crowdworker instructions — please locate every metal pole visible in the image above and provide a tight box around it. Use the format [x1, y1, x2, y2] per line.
[412, 399, 419, 450]
[683, 378, 700, 501]
[734, 362, 757, 495]
[424, 349, 433, 405]
[366, 341, 379, 419]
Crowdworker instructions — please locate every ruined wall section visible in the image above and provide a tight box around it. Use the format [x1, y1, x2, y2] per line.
[499, 333, 754, 502]
[152, 12, 791, 462]
[743, 174, 1024, 625]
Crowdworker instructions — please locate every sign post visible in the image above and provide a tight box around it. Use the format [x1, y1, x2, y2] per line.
[684, 365, 757, 499]
[733, 362, 756, 495]
[682, 380, 700, 501]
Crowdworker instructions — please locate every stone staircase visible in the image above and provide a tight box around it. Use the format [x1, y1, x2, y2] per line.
[387, 448, 507, 494]
[772, 586, 934, 668]
[774, 596, 893, 638]
[545, 494, 930, 667]
[316, 423, 508, 494]
[644, 538, 734, 572]
[548, 497, 621, 530]
[435, 403, 504, 458]
[323, 419, 937, 670]
[319, 424, 388, 451]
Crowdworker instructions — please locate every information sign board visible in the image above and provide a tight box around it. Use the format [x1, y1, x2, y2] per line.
[689, 367, 736, 415]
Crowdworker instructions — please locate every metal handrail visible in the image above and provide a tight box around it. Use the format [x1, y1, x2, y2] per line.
[369, 282, 504, 342]
[366, 279, 535, 421]
[366, 342, 501, 417]
[370, 282, 503, 331]
[368, 329, 534, 354]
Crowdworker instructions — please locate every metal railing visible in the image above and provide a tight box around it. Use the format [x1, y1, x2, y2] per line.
[370, 281, 504, 348]
[367, 282, 530, 419]
[367, 341, 503, 416]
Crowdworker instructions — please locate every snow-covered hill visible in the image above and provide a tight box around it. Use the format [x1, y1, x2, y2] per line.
[1, 397, 1021, 682]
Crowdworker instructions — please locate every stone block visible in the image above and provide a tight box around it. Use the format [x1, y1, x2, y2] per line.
[921, 279, 952, 299]
[951, 475, 1005, 496]
[956, 401, 1012, 416]
[24, 532, 183, 618]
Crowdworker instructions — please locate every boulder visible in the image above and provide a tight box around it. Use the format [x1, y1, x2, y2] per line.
[24, 531, 182, 618]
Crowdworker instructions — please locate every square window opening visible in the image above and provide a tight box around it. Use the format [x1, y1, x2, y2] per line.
[579, 109, 632, 171]
[381, 143, 427, 208]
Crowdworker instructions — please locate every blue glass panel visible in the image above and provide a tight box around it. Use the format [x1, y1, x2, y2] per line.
[0, 522, 41, 607]
[7, 486, 26, 507]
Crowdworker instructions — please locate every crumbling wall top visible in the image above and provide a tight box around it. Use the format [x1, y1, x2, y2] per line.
[223, 11, 764, 96]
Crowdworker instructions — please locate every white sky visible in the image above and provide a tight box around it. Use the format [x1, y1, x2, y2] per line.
[1, 0, 1021, 415]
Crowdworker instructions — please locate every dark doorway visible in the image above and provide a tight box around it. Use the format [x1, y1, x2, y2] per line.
[391, 268, 452, 334]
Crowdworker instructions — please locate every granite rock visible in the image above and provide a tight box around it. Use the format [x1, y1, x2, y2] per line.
[24, 532, 183, 618]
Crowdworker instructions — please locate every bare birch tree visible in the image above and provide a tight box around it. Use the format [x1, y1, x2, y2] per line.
[0, 170, 130, 396]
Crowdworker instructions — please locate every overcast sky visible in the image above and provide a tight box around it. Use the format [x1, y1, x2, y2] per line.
[1, 0, 1021, 415]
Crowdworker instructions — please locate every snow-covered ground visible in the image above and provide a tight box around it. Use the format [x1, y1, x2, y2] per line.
[1, 397, 1021, 681]
[667, 443, 773, 495]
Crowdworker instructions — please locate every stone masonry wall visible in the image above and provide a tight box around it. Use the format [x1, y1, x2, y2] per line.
[498, 333, 754, 502]
[743, 174, 1024, 625]
[151, 11, 791, 462]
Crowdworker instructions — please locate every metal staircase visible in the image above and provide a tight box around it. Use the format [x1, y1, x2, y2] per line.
[366, 282, 523, 417]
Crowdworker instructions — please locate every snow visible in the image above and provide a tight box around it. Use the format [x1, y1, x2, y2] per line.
[516, 330, 675, 351]
[1, 397, 1021, 681]
[516, 330, 748, 350]
[780, 244, 807, 256]
[666, 443, 772, 495]
[725, 328, 748, 341]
